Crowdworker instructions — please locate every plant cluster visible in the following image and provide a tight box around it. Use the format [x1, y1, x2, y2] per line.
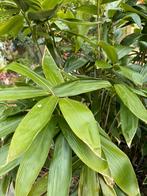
[0, 0, 147, 195]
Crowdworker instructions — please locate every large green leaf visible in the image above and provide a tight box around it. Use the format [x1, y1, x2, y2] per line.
[0, 87, 49, 101]
[42, 48, 64, 85]
[120, 104, 138, 147]
[28, 175, 48, 196]
[7, 62, 54, 92]
[54, 79, 111, 97]
[99, 41, 118, 64]
[101, 136, 140, 196]
[59, 98, 101, 157]
[47, 134, 72, 196]
[114, 84, 147, 123]
[78, 165, 100, 196]
[7, 96, 58, 162]
[15, 120, 57, 196]
[0, 15, 23, 37]
[59, 119, 109, 176]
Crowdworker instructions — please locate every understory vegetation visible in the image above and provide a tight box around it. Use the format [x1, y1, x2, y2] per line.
[0, 0, 147, 195]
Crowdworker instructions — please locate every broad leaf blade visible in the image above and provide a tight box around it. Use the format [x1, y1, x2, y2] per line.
[0, 87, 49, 101]
[101, 136, 140, 196]
[114, 84, 147, 123]
[47, 134, 72, 196]
[42, 47, 64, 85]
[15, 120, 57, 196]
[7, 96, 58, 162]
[59, 119, 109, 176]
[59, 98, 101, 157]
[78, 165, 100, 196]
[120, 104, 138, 147]
[54, 79, 111, 97]
[7, 62, 54, 92]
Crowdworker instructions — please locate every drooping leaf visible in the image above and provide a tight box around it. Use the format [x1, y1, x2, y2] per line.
[59, 98, 101, 157]
[99, 41, 118, 64]
[101, 136, 140, 196]
[28, 175, 48, 196]
[47, 134, 72, 196]
[7, 62, 54, 92]
[0, 87, 49, 101]
[42, 47, 64, 85]
[78, 165, 100, 196]
[59, 119, 109, 176]
[120, 104, 138, 147]
[114, 84, 147, 123]
[7, 96, 58, 162]
[54, 79, 111, 97]
[15, 119, 57, 196]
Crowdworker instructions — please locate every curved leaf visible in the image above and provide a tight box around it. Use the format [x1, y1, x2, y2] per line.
[59, 119, 109, 176]
[59, 98, 101, 157]
[54, 79, 111, 97]
[7, 96, 58, 162]
[15, 120, 57, 196]
[47, 134, 72, 196]
[101, 136, 140, 196]
[114, 84, 147, 123]
[7, 62, 54, 93]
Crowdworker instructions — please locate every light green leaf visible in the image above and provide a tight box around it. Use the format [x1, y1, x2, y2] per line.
[0, 175, 10, 196]
[0, 87, 49, 101]
[123, 13, 142, 29]
[54, 80, 111, 97]
[15, 119, 57, 196]
[114, 84, 147, 123]
[78, 165, 100, 196]
[116, 46, 132, 59]
[118, 66, 143, 85]
[0, 15, 23, 37]
[101, 136, 140, 196]
[120, 104, 138, 147]
[7, 96, 58, 162]
[28, 175, 48, 196]
[42, 47, 64, 85]
[99, 41, 118, 64]
[7, 62, 54, 93]
[59, 119, 109, 176]
[59, 98, 101, 157]
[95, 60, 112, 69]
[47, 134, 72, 196]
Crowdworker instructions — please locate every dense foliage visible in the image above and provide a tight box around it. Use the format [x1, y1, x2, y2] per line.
[0, 0, 147, 195]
